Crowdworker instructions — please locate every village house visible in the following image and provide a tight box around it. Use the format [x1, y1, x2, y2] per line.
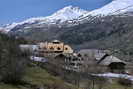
[38, 40, 74, 57]
[19, 43, 126, 73]
[78, 49, 126, 73]
[54, 53, 84, 72]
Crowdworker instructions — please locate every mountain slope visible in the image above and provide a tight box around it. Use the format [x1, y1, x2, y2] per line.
[0, 66, 77, 89]
[12, 15, 133, 61]
[3, 6, 88, 32]
[83, 0, 133, 16]
[2, 0, 133, 32]
[1, 0, 133, 61]
[47, 5, 88, 21]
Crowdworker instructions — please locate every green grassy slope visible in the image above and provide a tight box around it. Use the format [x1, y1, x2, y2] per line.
[0, 66, 77, 89]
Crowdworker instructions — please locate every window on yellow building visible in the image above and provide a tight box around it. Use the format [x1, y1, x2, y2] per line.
[57, 47, 61, 50]
[65, 47, 68, 50]
[50, 47, 54, 50]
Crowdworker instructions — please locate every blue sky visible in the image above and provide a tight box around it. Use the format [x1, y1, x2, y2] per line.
[0, 0, 112, 25]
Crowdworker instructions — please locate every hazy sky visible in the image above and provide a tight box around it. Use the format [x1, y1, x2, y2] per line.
[0, 0, 112, 25]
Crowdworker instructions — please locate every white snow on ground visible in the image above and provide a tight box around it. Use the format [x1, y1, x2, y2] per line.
[93, 73, 133, 81]
[30, 56, 47, 62]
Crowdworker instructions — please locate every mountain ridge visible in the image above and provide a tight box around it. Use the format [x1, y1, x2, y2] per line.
[83, 0, 133, 16]
[1, 0, 133, 61]
[2, 6, 88, 32]
[1, 0, 133, 36]
[2, 0, 133, 32]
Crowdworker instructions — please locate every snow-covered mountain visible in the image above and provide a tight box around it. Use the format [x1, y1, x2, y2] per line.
[47, 5, 88, 21]
[2, 0, 133, 32]
[84, 0, 133, 17]
[3, 6, 88, 32]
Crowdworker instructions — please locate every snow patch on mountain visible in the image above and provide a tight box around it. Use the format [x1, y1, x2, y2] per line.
[84, 0, 133, 17]
[3, 6, 88, 32]
[47, 5, 88, 21]
[2, 0, 133, 32]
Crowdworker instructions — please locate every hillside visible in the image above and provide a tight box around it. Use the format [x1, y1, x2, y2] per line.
[7, 15, 133, 61]
[1, 0, 133, 89]
[0, 33, 77, 89]
[1, 0, 133, 62]
[11, 15, 133, 48]
[0, 66, 76, 89]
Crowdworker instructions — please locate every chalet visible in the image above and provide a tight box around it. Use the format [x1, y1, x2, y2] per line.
[79, 49, 126, 73]
[97, 54, 126, 73]
[19, 43, 126, 73]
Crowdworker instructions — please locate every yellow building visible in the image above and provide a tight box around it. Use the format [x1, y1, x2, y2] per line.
[38, 40, 73, 54]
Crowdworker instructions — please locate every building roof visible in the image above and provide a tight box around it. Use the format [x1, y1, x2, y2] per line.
[52, 40, 61, 43]
[30, 56, 47, 62]
[19, 44, 38, 52]
[79, 49, 126, 66]
[98, 55, 126, 66]
[54, 53, 81, 59]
